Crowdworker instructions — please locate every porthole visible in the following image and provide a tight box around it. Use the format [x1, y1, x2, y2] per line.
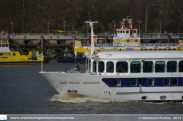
[141, 96, 147, 100]
[160, 96, 166, 100]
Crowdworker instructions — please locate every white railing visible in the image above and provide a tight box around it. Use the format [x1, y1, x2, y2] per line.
[141, 43, 178, 47]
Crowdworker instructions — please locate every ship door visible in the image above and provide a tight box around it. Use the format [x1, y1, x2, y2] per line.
[139, 78, 145, 92]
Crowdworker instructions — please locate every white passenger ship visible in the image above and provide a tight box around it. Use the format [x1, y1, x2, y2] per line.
[40, 21, 183, 101]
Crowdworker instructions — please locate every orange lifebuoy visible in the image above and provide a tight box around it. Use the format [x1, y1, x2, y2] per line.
[131, 34, 134, 37]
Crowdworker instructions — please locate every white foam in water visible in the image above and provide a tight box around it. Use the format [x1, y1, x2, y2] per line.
[50, 93, 123, 103]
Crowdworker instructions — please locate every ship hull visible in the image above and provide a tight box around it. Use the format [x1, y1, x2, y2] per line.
[40, 72, 183, 101]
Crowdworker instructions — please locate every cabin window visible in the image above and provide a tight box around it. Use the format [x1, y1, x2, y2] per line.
[2, 44, 5, 47]
[134, 31, 136, 33]
[98, 61, 104, 72]
[131, 61, 141, 73]
[145, 49, 148, 51]
[159, 49, 162, 51]
[160, 96, 166, 100]
[0, 53, 3, 56]
[116, 62, 128, 73]
[172, 79, 178, 86]
[141, 96, 147, 100]
[6, 44, 8, 47]
[168, 49, 171, 50]
[143, 61, 153, 73]
[126, 31, 129, 33]
[131, 79, 137, 86]
[163, 49, 166, 51]
[155, 61, 165, 72]
[173, 49, 176, 50]
[164, 79, 170, 86]
[167, 61, 177, 72]
[149, 49, 153, 51]
[123, 31, 125, 33]
[120, 31, 122, 33]
[179, 61, 183, 72]
[114, 79, 121, 86]
[141, 49, 143, 51]
[107, 61, 114, 73]
[148, 79, 154, 86]
[154, 49, 157, 51]
[93, 61, 96, 72]
[0, 44, 1, 47]
[13, 53, 16, 56]
[118, 31, 120, 33]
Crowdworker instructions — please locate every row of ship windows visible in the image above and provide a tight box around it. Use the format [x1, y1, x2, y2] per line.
[93, 61, 183, 73]
[113, 78, 178, 87]
[141, 96, 183, 100]
[0, 44, 8, 47]
[0, 53, 16, 56]
[117, 30, 137, 34]
[141, 48, 178, 51]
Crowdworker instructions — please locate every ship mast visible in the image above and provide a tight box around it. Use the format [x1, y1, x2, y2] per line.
[84, 21, 98, 73]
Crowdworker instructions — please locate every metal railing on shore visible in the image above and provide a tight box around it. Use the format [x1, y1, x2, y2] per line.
[0, 32, 183, 39]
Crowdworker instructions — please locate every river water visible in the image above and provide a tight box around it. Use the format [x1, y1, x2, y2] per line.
[1, 61, 183, 114]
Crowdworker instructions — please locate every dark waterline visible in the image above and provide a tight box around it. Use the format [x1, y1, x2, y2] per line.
[1, 62, 183, 114]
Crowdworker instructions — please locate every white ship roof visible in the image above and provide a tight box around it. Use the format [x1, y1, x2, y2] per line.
[97, 51, 183, 59]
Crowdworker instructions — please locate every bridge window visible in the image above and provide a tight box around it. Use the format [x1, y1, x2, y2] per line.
[114, 79, 121, 86]
[155, 61, 165, 72]
[107, 61, 114, 73]
[131, 79, 137, 86]
[120, 31, 122, 33]
[143, 61, 153, 73]
[167, 61, 177, 72]
[98, 61, 104, 72]
[123, 31, 125, 33]
[148, 79, 154, 86]
[164, 79, 170, 86]
[116, 62, 128, 73]
[172, 79, 178, 86]
[179, 61, 183, 72]
[126, 31, 129, 33]
[131, 61, 141, 73]
[93, 61, 96, 72]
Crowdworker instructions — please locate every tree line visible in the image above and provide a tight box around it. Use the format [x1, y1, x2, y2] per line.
[0, 0, 183, 33]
